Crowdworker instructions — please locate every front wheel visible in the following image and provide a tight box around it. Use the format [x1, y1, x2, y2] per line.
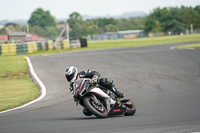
[83, 96, 108, 118]
[124, 101, 136, 116]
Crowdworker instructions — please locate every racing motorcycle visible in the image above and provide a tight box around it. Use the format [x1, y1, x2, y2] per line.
[72, 78, 136, 118]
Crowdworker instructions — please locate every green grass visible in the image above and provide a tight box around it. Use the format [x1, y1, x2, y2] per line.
[0, 56, 39, 112]
[174, 43, 200, 49]
[88, 34, 200, 49]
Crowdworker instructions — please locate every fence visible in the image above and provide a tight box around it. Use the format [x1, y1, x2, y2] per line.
[0, 39, 69, 56]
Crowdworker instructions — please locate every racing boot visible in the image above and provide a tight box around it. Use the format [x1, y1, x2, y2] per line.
[111, 86, 125, 98]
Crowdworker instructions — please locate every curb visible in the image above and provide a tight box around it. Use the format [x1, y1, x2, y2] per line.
[0, 56, 46, 114]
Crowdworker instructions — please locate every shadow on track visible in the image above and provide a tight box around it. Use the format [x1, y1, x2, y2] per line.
[43, 115, 125, 121]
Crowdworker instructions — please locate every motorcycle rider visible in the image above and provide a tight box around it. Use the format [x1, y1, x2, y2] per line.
[65, 66, 125, 98]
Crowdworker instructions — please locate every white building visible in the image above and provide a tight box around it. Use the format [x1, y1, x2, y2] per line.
[92, 30, 143, 40]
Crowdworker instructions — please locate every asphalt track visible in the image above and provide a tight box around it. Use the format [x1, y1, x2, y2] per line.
[1, 42, 200, 133]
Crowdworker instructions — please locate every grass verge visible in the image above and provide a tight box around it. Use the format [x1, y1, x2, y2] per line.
[88, 34, 200, 49]
[174, 43, 200, 49]
[0, 56, 39, 112]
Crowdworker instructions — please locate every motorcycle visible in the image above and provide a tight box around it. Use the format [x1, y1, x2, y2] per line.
[72, 78, 136, 118]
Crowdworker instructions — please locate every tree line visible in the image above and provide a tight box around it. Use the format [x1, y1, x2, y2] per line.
[66, 12, 145, 38]
[145, 6, 200, 35]
[0, 5, 200, 40]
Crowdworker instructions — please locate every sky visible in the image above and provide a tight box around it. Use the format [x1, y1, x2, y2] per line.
[0, 0, 200, 21]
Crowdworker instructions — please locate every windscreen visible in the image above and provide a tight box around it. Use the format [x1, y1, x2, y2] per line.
[73, 79, 82, 93]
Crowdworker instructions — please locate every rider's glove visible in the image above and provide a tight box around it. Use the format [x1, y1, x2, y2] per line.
[89, 75, 98, 83]
[89, 79, 96, 84]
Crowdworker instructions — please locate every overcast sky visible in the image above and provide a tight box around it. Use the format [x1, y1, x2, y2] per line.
[0, 0, 199, 20]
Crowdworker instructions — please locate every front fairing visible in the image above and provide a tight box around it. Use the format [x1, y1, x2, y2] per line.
[73, 78, 90, 101]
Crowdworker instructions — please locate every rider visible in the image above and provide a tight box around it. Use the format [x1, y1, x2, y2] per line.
[65, 66, 125, 98]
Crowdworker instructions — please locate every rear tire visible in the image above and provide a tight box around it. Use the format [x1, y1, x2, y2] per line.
[83, 96, 108, 118]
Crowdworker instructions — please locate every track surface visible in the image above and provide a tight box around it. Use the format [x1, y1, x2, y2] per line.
[1, 43, 200, 133]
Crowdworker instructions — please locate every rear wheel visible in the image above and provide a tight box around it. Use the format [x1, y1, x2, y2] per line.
[83, 96, 108, 118]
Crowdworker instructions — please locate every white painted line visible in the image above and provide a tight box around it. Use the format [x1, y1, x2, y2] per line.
[170, 46, 195, 50]
[0, 56, 46, 114]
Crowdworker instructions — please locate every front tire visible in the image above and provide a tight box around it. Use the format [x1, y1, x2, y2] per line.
[83, 96, 108, 118]
[124, 108, 136, 116]
[83, 108, 92, 116]
[124, 101, 136, 116]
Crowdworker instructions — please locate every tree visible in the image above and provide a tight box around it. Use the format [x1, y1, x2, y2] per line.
[5, 23, 19, 27]
[28, 8, 56, 27]
[82, 20, 97, 36]
[68, 12, 82, 28]
[165, 7, 185, 34]
[29, 26, 46, 37]
[194, 6, 200, 28]
[94, 18, 117, 33]
[151, 20, 163, 33]
[28, 8, 58, 39]
[105, 24, 118, 32]
[0, 28, 7, 35]
[181, 7, 199, 29]
[67, 12, 85, 38]
[45, 26, 59, 39]
[0, 23, 26, 35]
[144, 15, 157, 33]
[144, 7, 187, 35]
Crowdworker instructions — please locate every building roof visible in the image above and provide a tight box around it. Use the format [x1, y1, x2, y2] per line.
[8, 32, 26, 36]
[117, 30, 143, 34]
[0, 35, 8, 40]
[26, 34, 46, 42]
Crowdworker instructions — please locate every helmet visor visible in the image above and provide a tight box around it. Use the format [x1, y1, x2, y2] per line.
[66, 72, 75, 82]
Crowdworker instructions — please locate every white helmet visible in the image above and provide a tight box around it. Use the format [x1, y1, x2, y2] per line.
[65, 66, 78, 82]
